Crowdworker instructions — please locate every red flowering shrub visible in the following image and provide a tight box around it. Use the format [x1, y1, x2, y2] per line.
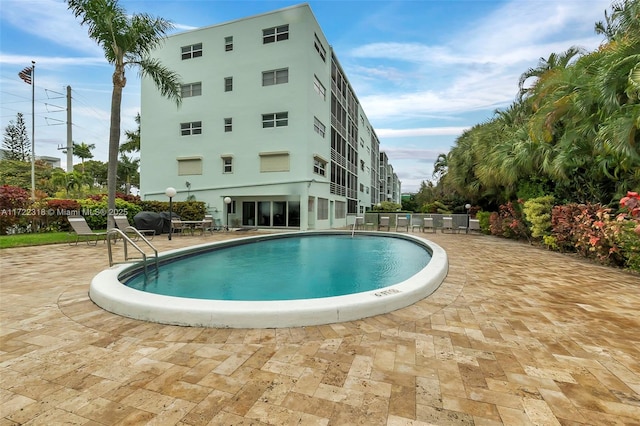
[0, 185, 30, 234]
[488, 201, 530, 240]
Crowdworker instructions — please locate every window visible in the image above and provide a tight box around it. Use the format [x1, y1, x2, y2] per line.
[318, 198, 328, 220]
[181, 43, 202, 60]
[313, 117, 325, 137]
[314, 34, 326, 62]
[224, 117, 232, 132]
[335, 201, 346, 219]
[224, 77, 233, 92]
[222, 156, 233, 173]
[313, 156, 326, 176]
[263, 25, 289, 44]
[262, 68, 288, 86]
[360, 183, 364, 192]
[262, 112, 288, 128]
[260, 152, 289, 172]
[313, 75, 326, 100]
[181, 82, 202, 98]
[225, 36, 233, 51]
[360, 160, 365, 171]
[177, 157, 202, 175]
[181, 121, 202, 136]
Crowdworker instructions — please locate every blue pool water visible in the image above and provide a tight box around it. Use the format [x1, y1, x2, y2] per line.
[125, 234, 431, 301]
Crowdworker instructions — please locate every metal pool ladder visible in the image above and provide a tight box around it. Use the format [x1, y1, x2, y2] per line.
[106, 228, 159, 276]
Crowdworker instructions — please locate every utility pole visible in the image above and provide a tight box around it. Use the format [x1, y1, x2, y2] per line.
[66, 86, 72, 172]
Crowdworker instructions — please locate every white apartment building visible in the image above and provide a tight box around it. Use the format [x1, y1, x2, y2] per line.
[140, 3, 399, 229]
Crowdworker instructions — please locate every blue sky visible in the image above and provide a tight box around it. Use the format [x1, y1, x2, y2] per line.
[0, 0, 612, 192]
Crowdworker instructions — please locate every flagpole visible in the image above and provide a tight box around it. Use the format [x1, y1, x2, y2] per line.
[30, 61, 35, 201]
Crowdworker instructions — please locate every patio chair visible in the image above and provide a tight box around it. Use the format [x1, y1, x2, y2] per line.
[194, 215, 214, 235]
[422, 217, 435, 233]
[113, 215, 155, 240]
[396, 215, 409, 232]
[378, 216, 390, 231]
[68, 216, 107, 246]
[171, 219, 191, 236]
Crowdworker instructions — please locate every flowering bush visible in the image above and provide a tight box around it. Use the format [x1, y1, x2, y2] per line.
[0, 185, 30, 234]
[489, 201, 530, 240]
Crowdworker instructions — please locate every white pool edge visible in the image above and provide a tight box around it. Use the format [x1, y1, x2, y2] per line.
[89, 231, 449, 328]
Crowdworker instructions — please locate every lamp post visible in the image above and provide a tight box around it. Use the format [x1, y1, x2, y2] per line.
[165, 187, 176, 240]
[224, 197, 231, 231]
[465, 203, 471, 234]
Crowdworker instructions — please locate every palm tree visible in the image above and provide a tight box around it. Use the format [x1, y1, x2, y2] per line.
[67, 0, 181, 228]
[517, 46, 584, 101]
[73, 141, 95, 173]
[120, 113, 141, 154]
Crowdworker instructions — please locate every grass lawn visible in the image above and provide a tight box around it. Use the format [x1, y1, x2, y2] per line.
[0, 232, 74, 249]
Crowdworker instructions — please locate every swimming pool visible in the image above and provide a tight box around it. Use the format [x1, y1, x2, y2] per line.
[90, 231, 448, 328]
[124, 234, 431, 300]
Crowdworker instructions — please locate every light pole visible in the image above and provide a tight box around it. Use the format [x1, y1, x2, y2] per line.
[224, 197, 231, 231]
[165, 187, 176, 240]
[465, 203, 471, 234]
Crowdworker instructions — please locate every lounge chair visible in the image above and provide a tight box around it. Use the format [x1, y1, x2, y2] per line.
[396, 215, 409, 232]
[422, 217, 435, 233]
[68, 216, 107, 246]
[442, 216, 459, 233]
[468, 219, 481, 233]
[410, 216, 422, 232]
[378, 216, 390, 231]
[113, 215, 155, 240]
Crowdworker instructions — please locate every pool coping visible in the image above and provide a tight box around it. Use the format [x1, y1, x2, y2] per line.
[89, 230, 449, 328]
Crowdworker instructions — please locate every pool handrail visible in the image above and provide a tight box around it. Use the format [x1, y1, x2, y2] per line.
[107, 228, 158, 275]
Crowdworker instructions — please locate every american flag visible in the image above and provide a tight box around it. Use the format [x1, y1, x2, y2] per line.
[18, 67, 32, 85]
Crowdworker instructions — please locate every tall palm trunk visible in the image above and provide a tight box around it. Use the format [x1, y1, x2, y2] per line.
[107, 67, 125, 230]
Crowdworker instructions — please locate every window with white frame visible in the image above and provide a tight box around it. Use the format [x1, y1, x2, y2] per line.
[263, 25, 289, 43]
[224, 117, 232, 132]
[224, 77, 233, 92]
[313, 75, 326, 100]
[314, 33, 326, 62]
[262, 112, 288, 128]
[180, 121, 202, 136]
[181, 43, 202, 60]
[225, 36, 233, 51]
[313, 117, 325, 137]
[177, 157, 202, 175]
[262, 68, 288, 86]
[318, 198, 328, 220]
[335, 201, 346, 219]
[221, 156, 233, 173]
[181, 82, 202, 98]
[313, 156, 326, 176]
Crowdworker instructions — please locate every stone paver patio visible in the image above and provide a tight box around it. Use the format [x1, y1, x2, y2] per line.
[1, 230, 639, 425]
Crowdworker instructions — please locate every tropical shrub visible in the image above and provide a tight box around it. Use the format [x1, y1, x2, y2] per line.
[77, 197, 141, 229]
[475, 211, 491, 234]
[523, 195, 554, 238]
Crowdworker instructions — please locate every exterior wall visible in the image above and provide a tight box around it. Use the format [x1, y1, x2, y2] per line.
[140, 4, 395, 229]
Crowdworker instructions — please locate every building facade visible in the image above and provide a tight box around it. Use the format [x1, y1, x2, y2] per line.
[140, 4, 399, 229]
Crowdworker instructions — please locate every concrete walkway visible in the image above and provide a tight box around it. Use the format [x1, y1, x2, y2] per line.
[1, 231, 639, 425]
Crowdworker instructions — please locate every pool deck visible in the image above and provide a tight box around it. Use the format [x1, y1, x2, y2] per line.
[1, 230, 639, 425]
